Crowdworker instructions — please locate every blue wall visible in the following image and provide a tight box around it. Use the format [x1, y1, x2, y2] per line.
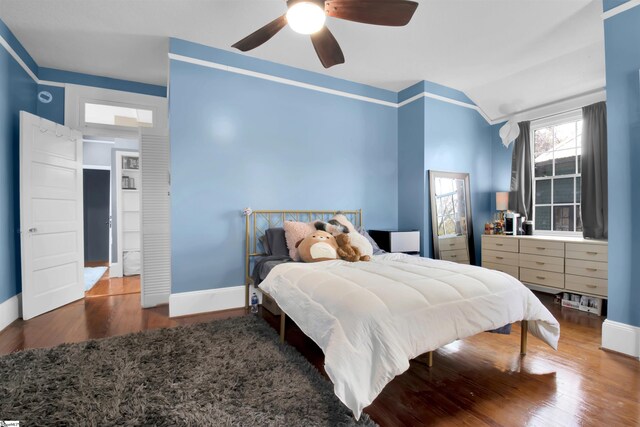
[397, 89, 495, 264]
[604, 4, 640, 327]
[0, 36, 37, 304]
[169, 40, 399, 294]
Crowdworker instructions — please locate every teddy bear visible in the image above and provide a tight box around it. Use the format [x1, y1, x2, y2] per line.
[295, 230, 339, 263]
[336, 233, 371, 262]
[314, 217, 374, 259]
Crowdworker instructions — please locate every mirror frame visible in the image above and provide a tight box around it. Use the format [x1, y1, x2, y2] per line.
[428, 170, 475, 264]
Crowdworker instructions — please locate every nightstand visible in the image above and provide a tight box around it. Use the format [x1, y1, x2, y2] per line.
[368, 230, 420, 255]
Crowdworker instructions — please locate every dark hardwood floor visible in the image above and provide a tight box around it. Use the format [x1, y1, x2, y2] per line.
[1, 292, 638, 426]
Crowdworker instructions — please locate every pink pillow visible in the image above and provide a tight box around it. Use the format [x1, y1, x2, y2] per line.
[283, 221, 316, 261]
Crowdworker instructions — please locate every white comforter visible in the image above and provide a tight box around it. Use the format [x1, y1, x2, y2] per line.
[259, 253, 560, 419]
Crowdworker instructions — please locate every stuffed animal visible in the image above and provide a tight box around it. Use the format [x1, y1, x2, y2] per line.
[336, 233, 370, 262]
[315, 218, 374, 259]
[295, 230, 339, 263]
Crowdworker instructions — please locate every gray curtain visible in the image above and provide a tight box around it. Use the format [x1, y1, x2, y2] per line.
[581, 102, 608, 239]
[509, 121, 532, 220]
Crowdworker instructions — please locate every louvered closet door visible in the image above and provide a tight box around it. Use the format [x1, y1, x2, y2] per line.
[140, 131, 171, 307]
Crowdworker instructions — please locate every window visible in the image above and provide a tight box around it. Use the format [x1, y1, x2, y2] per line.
[84, 102, 153, 128]
[532, 112, 582, 233]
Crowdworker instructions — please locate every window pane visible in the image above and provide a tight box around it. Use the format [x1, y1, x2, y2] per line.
[536, 179, 551, 204]
[554, 122, 576, 150]
[576, 120, 583, 149]
[576, 205, 583, 232]
[554, 148, 576, 175]
[553, 206, 574, 232]
[84, 103, 153, 128]
[534, 127, 554, 177]
[535, 206, 551, 230]
[576, 177, 581, 203]
[554, 178, 574, 203]
[535, 161, 553, 178]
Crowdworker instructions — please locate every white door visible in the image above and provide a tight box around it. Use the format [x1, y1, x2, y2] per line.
[20, 111, 84, 320]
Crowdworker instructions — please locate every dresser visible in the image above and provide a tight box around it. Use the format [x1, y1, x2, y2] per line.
[438, 235, 470, 264]
[481, 235, 608, 298]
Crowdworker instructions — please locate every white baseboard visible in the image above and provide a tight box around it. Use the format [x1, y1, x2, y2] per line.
[602, 319, 640, 359]
[169, 285, 253, 317]
[0, 293, 22, 332]
[109, 262, 122, 278]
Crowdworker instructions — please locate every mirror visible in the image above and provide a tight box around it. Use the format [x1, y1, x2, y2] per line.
[428, 170, 475, 264]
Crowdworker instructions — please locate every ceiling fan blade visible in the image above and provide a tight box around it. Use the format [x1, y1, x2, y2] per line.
[325, 0, 418, 26]
[310, 26, 345, 68]
[232, 14, 287, 51]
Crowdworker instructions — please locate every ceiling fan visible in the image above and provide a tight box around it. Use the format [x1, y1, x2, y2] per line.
[232, 0, 419, 68]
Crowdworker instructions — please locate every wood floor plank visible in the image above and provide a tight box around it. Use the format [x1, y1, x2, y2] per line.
[0, 291, 638, 426]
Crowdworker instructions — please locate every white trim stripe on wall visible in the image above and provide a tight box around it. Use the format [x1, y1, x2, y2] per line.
[168, 53, 491, 121]
[0, 34, 64, 87]
[602, 0, 640, 19]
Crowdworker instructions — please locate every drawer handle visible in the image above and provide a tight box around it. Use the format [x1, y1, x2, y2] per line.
[536, 275, 546, 280]
[496, 256, 504, 260]
[586, 284, 597, 289]
[586, 268, 598, 272]
[449, 243, 456, 246]
[496, 243, 504, 247]
[536, 261, 545, 265]
[450, 255, 457, 258]
[536, 247, 546, 250]
[586, 251, 598, 255]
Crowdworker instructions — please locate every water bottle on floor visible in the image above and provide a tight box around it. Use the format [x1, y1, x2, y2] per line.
[251, 292, 259, 314]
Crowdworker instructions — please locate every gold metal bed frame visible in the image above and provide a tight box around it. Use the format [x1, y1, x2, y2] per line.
[243, 208, 528, 366]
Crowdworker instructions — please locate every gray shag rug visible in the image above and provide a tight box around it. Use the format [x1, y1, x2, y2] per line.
[0, 316, 376, 426]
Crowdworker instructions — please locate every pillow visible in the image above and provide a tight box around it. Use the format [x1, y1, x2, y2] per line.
[265, 227, 289, 257]
[328, 214, 373, 258]
[331, 213, 358, 233]
[283, 221, 316, 261]
[259, 234, 271, 255]
[358, 226, 385, 255]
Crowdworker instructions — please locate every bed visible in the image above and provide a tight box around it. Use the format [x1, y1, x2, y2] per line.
[244, 210, 560, 420]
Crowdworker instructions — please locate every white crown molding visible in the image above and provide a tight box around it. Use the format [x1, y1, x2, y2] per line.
[168, 53, 398, 108]
[0, 34, 65, 87]
[0, 293, 22, 332]
[602, 0, 640, 19]
[168, 52, 493, 123]
[602, 319, 640, 359]
[169, 285, 253, 317]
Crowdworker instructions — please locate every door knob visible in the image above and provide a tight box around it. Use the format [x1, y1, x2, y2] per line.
[28, 227, 37, 233]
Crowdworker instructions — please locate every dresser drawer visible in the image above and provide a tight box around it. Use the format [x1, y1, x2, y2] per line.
[483, 262, 519, 279]
[439, 235, 468, 251]
[519, 254, 564, 273]
[565, 274, 608, 297]
[565, 259, 608, 280]
[440, 249, 469, 263]
[482, 236, 518, 253]
[520, 267, 564, 289]
[565, 243, 608, 262]
[482, 249, 518, 265]
[519, 239, 565, 258]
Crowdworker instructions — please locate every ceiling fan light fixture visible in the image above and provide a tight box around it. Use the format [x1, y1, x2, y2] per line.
[286, 2, 326, 34]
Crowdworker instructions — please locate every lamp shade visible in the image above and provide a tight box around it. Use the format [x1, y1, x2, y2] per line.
[496, 192, 509, 211]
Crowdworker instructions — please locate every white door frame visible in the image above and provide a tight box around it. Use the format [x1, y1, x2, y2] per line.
[65, 84, 168, 305]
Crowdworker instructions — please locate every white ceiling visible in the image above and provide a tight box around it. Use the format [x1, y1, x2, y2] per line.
[0, 0, 605, 121]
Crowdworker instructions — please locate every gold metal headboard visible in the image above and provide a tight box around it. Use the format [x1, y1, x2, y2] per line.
[244, 209, 362, 307]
